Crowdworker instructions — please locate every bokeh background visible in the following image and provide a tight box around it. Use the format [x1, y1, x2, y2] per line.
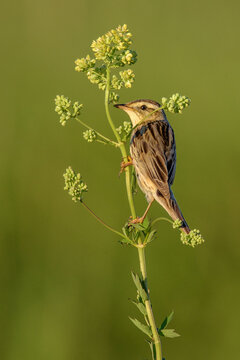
[1, 0, 240, 359]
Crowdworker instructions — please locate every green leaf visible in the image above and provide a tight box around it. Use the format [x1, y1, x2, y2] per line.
[160, 311, 174, 329]
[131, 299, 147, 316]
[131, 223, 146, 231]
[147, 340, 156, 360]
[142, 217, 150, 229]
[131, 168, 137, 195]
[129, 317, 152, 338]
[145, 229, 157, 244]
[122, 224, 130, 238]
[158, 328, 180, 338]
[131, 218, 150, 232]
[131, 272, 148, 302]
[119, 236, 134, 245]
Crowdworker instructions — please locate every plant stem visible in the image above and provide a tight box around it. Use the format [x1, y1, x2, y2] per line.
[104, 67, 162, 360]
[151, 217, 173, 227]
[75, 117, 118, 147]
[104, 68, 122, 143]
[104, 67, 136, 218]
[138, 247, 162, 360]
[81, 201, 128, 240]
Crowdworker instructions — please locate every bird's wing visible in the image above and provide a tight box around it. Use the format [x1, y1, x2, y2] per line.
[130, 120, 176, 199]
[166, 130, 176, 186]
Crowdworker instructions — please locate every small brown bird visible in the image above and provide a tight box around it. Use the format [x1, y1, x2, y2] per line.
[115, 99, 190, 234]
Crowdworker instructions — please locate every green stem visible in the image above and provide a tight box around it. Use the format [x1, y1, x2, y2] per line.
[138, 247, 162, 360]
[104, 68, 122, 143]
[120, 143, 136, 218]
[104, 66, 162, 360]
[81, 201, 128, 241]
[104, 67, 136, 218]
[151, 217, 173, 227]
[75, 117, 118, 147]
[96, 139, 110, 145]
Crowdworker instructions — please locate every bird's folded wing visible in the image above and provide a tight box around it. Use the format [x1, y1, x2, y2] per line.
[130, 121, 172, 199]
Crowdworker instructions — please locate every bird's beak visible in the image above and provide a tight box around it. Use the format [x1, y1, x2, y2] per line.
[114, 103, 129, 110]
[114, 103, 137, 126]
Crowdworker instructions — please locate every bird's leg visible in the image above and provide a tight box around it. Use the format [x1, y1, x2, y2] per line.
[130, 199, 154, 224]
[119, 155, 133, 176]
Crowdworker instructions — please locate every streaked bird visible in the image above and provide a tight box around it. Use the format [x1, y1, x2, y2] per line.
[115, 99, 190, 234]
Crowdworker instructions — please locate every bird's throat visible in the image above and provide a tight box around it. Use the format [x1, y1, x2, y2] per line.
[123, 109, 142, 127]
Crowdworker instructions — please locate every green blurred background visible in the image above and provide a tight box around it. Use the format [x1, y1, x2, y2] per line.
[1, 0, 240, 359]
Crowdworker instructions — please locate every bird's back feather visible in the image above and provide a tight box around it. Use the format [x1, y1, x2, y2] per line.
[130, 119, 190, 234]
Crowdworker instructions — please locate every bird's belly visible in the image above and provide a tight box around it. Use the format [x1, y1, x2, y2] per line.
[134, 164, 154, 203]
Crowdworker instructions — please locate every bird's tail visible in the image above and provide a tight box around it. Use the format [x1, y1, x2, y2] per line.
[155, 192, 190, 234]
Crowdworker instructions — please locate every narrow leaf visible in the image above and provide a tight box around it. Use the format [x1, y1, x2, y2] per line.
[129, 317, 152, 338]
[122, 224, 130, 237]
[160, 311, 174, 329]
[147, 340, 156, 360]
[132, 223, 146, 231]
[145, 229, 157, 244]
[131, 272, 148, 301]
[142, 217, 150, 229]
[131, 299, 147, 316]
[119, 237, 133, 245]
[158, 328, 180, 338]
[131, 168, 137, 195]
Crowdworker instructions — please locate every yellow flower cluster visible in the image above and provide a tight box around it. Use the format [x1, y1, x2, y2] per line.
[162, 94, 191, 114]
[91, 24, 134, 63]
[75, 55, 96, 73]
[116, 121, 132, 142]
[172, 219, 183, 229]
[83, 129, 97, 143]
[74, 25, 137, 102]
[180, 229, 205, 247]
[55, 95, 83, 126]
[119, 69, 135, 88]
[63, 166, 88, 202]
[110, 69, 135, 90]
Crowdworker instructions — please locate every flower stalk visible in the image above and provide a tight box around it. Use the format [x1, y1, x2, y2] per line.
[105, 66, 136, 218]
[81, 201, 129, 241]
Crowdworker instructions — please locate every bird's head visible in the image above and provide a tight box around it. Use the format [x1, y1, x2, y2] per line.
[114, 99, 165, 127]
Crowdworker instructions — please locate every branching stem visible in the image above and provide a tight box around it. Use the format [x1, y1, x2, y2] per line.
[75, 117, 118, 147]
[152, 217, 173, 227]
[81, 201, 129, 241]
[104, 66, 162, 360]
[105, 67, 136, 218]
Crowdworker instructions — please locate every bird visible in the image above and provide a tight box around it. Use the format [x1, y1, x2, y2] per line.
[114, 99, 190, 234]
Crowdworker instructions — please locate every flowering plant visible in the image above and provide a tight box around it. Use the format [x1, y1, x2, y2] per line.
[54, 24, 204, 360]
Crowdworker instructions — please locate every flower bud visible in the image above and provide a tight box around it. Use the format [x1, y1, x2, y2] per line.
[63, 166, 88, 202]
[180, 229, 205, 247]
[161, 94, 191, 114]
[54, 95, 83, 126]
[83, 129, 97, 143]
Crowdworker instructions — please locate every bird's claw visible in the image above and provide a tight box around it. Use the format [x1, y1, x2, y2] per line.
[119, 156, 133, 176]
[128, 216, 144, 225]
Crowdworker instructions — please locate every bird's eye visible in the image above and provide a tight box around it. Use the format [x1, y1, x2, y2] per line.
[141, 105, 147, 110]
